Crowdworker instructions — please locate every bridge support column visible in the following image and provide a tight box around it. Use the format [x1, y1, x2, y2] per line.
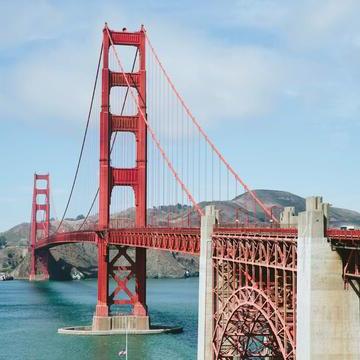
[197, 205, 217, 360]
[93, 25, 150, 333]
[29, 173, 50, 281]
[94, 239, 109, 318]
[29, 250, 50, 281]
[93, 240, 112, 331]
[29, 246, 36, 281]
[93, 236, 149, 332]
[134, 248, 147, 316]
[38, 250, 49, 280]
[297, 196, 360, 359]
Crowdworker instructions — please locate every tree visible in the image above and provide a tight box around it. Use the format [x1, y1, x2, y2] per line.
[0, 235, 7, 249]
[76, 214, 85, 220]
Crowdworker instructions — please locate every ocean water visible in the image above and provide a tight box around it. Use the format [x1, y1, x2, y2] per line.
[0, 278, 199, 360]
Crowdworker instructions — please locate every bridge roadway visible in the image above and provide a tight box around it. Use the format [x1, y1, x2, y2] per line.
[34, 227, 360, 254]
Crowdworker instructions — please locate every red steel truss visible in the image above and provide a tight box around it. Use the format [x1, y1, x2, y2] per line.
[35, 230, 95, 248]
[96, 25, 148, 317]
[328, 229, 360, 297]
[31, 212, 360, 358]
[109, 228, 200, 254]
[212, 229, 297, 359]
[34, 228, 297, 255]
[28, 23, 360, 359]
[35, 228, 200, 254]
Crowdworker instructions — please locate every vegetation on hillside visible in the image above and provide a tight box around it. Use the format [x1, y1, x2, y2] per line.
[0, 235, 7, 249]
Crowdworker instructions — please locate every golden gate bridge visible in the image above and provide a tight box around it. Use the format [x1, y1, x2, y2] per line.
[28, 24, 360, 359]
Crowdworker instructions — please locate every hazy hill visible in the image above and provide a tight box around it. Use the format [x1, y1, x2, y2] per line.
[1, 190, 359, 279]
[232, 189, 360, 227]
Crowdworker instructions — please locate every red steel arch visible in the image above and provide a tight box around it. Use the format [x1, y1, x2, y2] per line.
[212, 230, 297, 359]
[213, 287, 295, 359]
[27, 22, 360, 356]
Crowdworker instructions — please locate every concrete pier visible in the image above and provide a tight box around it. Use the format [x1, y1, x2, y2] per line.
[59, 310, 183, 336]
[280, 206, 298, 228]
[61, 312, 181, 336]
[29, 274, 49, 281]
[92, 314, 150, 331]
[197, 205, 217, 360]
[296, 196, 360, 359]
[60, 314, 181, 335]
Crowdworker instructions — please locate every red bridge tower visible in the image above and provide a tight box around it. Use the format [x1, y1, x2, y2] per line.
[29, 173, 50, 281]
[93, 25, 148, 330]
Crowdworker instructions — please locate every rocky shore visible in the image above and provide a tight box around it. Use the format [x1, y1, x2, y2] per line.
[0, 272, 14, 281]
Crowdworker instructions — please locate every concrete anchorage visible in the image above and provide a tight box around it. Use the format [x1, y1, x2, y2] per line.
[296, 196, 360, 359]
[197, 205, 218, 360]
[280, 206, 298, 228]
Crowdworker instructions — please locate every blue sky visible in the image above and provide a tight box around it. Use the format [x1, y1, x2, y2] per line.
[1, 0, 360, 231]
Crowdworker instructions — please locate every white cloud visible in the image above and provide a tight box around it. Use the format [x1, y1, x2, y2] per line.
[0, 1, 123, 129]
[1, 0, 360, 228]
[9, 40, 97, 126]
[1, 0, 360, 132]
[144, 22, 290, 129]
[0, 4, 288, 131]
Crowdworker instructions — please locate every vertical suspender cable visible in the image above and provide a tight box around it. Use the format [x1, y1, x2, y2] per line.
[145, 33, 276, 223]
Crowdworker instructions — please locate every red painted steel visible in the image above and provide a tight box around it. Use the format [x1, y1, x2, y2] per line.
[35, 228, 199, 254]
[29, 173, 50, 280]
[105, 26, 203, 217]
[35, 230, 95, 249]
[212, 231, 297, 359]
[32, 225, 359, 359]
[215, 227, 298, 238]
[327, 229, 360, 292]
[109, 228, 200, 254]
[28, 25, 360, 359]
[35, 227, 300, 254]
[96, 24, 148, 317]
[145, 33, 277, 223]
[326, 228, 360, 241]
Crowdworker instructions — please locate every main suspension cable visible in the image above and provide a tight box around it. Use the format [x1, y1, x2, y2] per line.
[105, 25, 204, 217]
[145, 32, 277, 223]
[78, 48, 140, 230]
[55, 44, 103, 233]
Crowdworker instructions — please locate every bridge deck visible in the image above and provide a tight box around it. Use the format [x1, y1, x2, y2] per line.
[34, 227, 360, 253]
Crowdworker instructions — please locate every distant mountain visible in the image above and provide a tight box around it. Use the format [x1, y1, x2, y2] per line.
[2, 223, 29, 246]
[201, 190, 360, 227]
[1, 189, 359, 279]
[235, 190, 360, 227]
[235, 189, 306, 211]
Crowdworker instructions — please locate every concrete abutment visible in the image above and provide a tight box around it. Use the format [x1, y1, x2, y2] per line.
[197, 205, 218, 360]
[296, 196, 360, 359]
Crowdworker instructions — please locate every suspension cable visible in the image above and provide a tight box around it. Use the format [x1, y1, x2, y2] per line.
[105, 25, 204, 217]
[78, 48, 140, 230]
[55, 44, 103, 233]
[145, 32, 277, 223]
